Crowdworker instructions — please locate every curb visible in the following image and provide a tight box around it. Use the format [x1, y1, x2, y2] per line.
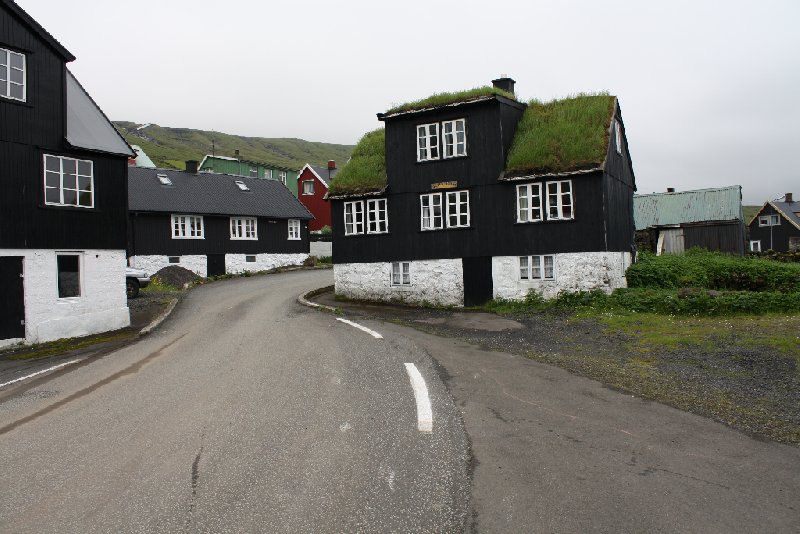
[140, 298, 180, 335]
[297, 285, 339, 313]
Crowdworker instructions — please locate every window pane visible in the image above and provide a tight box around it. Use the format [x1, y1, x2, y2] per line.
[78, 191, 92, 207]
[10, 68, 23, 83]
[63, 189, 77, 205]
[78, 160, 92, 175]
[9, 84, 23, 99]
[61, 159, 76, 174]
[45, 156, 60, 172]
[10, 52, 23, 69]
[63, 173, 77, 190]
[45, 188, 60, 204]
[0, 50, 7, 65]
[45, 171, 60, 188]
[544, 256, 554, 278]
[532, 256, 542, 279]
[78, 175, 92, 191]
[519, 257, 528, 279]
[57, 255, 80, 298]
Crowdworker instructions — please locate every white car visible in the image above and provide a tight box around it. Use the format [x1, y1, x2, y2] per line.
[125, 267, 151, 298]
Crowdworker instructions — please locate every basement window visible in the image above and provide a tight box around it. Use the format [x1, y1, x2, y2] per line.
[519, 255, 555, 280]
[246, 255, 256, 263]
[391, 261, 411, 286]
[56, 253, 81, 298]
[168, 256, 180, 263]
[235, 180, 250, 191]
[157, 174, 173, 186]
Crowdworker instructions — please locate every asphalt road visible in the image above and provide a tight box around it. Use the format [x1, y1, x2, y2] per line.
[0, 270, 469, 533]
[2, 269, 799, 533]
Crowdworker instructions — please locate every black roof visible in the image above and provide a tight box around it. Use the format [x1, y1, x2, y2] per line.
[1, 0, 75, 61]
[129, 167, 313, 220]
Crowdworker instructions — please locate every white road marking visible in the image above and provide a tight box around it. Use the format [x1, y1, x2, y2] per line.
[335, 318, 383, 339]
[0, 359, 82, 389]
[404, 363, 433, 433]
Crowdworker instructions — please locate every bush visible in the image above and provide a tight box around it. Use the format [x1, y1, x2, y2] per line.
[626, 249, 800, 292]
[319, 225, 332, 236]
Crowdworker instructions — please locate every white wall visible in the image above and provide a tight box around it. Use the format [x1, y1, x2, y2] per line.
[334, 259, 464, 306]
[226, 253, 308, 274]
[310, 241, 332, 257]
[492, 251, 631, 300]
[129, 255, 208, 278]
[0, 249, 130, 347]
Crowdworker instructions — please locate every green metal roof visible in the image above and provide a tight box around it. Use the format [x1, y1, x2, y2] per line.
[634, 186, 743, 231]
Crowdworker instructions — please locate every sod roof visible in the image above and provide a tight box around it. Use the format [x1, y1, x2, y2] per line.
[328, 92, 618, 197]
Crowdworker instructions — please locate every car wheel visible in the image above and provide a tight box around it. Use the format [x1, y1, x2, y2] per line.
[126, 278, 140, 299]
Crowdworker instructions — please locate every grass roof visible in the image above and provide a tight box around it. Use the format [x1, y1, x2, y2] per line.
[384, 86, 516, 115]
[327, 128, 386, 196]
[505, 93, 616, 176]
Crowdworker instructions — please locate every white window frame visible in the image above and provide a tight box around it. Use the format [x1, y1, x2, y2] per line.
[420, 193, 443, 231]
[366, 198, 389, 234]
[442, 118, 467, 158]
[44, 154, 94, 208]
[446, 190, 470, 228]
[302, 180, 315, 195]
[391, 261, 411, 286]
[519, 255, 555, 280]
[344, 201, 365, 236]
[249, 167, 258, 177]
[279, 171, 287, 185]
[545, 180, 574, 221]
[288, 219, 301, 240]
[0, 47, 26, 102]
[417, 123, 440, 162]
[614, 119, 623, 155]
[516, 183, 543, 223]
[56, 252, 82, 299]
[749, 240, 761, 252]
[172, 214, 204, 239]
[758, 215, 780, 227]
[230, 217, 258, 240]
[265, 169, 273, 180]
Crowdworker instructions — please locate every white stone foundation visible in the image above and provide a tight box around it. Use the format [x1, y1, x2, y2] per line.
[492, 251, 631, 301]
[129, 255, 208, 278]
[226, 253, 309, 274]
[0, 249, 130, 347]
[334, 259, 464, 307]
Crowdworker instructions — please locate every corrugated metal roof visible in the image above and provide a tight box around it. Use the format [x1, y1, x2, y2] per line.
[129, 167, 313, 220]
[634, 186, 743, 230]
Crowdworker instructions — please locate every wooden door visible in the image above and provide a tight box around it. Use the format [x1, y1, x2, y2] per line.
[0, 257, 25, 340]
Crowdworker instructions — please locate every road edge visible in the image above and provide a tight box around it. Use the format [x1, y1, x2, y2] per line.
[297, 285, 339, 313]
[139, 298, 180, 335]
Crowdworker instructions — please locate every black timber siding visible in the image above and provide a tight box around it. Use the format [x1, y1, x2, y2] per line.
[128, 214, 310, 256]
[601, 104, 637, 252]
[683, 222, 745, 255]
[748, 204, 800, 252]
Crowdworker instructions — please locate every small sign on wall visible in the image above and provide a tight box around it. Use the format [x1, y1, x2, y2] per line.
[432, 181, 458, 190]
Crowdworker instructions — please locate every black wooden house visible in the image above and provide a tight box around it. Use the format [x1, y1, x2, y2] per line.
[1, 0, 135, 346]
[128, 166, 312, 277]
[328, 79, 636, 306]
[748, 193, 800, 252]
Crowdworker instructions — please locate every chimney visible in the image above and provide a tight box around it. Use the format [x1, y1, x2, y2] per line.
[185, 160, 199, 174]
[327, 160, 336, 170]
[667, 187, 676, 193]
[785, 193, 794, 203]
[492, 76, 516, 96]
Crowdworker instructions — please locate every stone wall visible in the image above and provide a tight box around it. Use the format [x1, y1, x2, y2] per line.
[129, 255, 208, 278]
[226, 253, 309, 274]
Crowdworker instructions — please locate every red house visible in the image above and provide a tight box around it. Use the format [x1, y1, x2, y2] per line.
[297, 161, 337, 231]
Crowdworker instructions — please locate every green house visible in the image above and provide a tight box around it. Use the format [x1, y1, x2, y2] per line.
[198, 155, 300, 197]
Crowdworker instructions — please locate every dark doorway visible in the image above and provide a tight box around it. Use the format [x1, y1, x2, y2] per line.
[462, 256, 493, 307]
[0, 256, 26, 340]
[207, 254, 226, 277]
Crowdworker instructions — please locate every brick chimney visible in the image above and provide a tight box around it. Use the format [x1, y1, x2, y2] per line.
[667, 187, 676, 193]
[786, 192, 794, 203]
[185, 160, 199, 174]
[492, 76, 516, 95]
[327, 160, 336, 170]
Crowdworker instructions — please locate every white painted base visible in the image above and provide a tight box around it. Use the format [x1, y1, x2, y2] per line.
[492, 251, 631, 300]
[226, 253, 309, 274]
[129, 255, 208, 278]
[0, 249, 130, 346]
[334, 259, 464, 307]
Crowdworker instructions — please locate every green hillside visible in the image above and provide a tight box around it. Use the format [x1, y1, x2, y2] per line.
[742, 205, 761, 224]
[114, 121, 354, 171]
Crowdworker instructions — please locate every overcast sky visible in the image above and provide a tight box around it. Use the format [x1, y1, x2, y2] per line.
[16, 0, 799, 204]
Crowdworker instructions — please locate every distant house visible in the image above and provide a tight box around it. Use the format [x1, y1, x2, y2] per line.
[1, 0, 135, 347]
[198, 154, 300, 197]
[747, 193, 800, 252]
[634, 186, 745, 255]
[328, 79, 636, 306]
[297, 161, 337, 231]
[127, 165, 312, 277]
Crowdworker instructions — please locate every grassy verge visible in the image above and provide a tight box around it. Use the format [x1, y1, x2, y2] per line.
[1, 330, 137, 361]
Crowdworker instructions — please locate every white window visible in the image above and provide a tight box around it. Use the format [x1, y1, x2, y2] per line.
[44, 155, 94, 208]
[614, 119, 623, 155]
[391, 261, 411, 286]
[288, 219, 301, 240]
[446, 190, 470, 228]
[56, 253, 81, 298]
[230, 217, 257, 240]
[344, 201, 365, 235]
[417, 123, 440, 162]
[442, 119, 467, 158]
[302, 181, 315, 195]
[516, 183, 543, 223]
[420, 193, 443, 230]
[520, 255, 555, 280]
[235, 180, 250, 191]
[279, 171, 287, 185]
[249, 167, 258, 177]
[157, 173, 173, 186]
[0, 47, 26, 101]
[546, 180, 574, 220]
[172, 215, 204, 239]
[367, 198, 389, 234]
[265, 169, 273, 180]
[758, 215, 780, 226]
[749, 240, 761, 252]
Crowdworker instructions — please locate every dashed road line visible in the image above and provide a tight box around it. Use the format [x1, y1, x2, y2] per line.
[0, 359, 82, 389]
[335, 318, 384, 339]
[404, 363, 433, 433]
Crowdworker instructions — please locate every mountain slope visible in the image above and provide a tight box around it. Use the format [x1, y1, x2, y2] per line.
[114, 121, 354, 171]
